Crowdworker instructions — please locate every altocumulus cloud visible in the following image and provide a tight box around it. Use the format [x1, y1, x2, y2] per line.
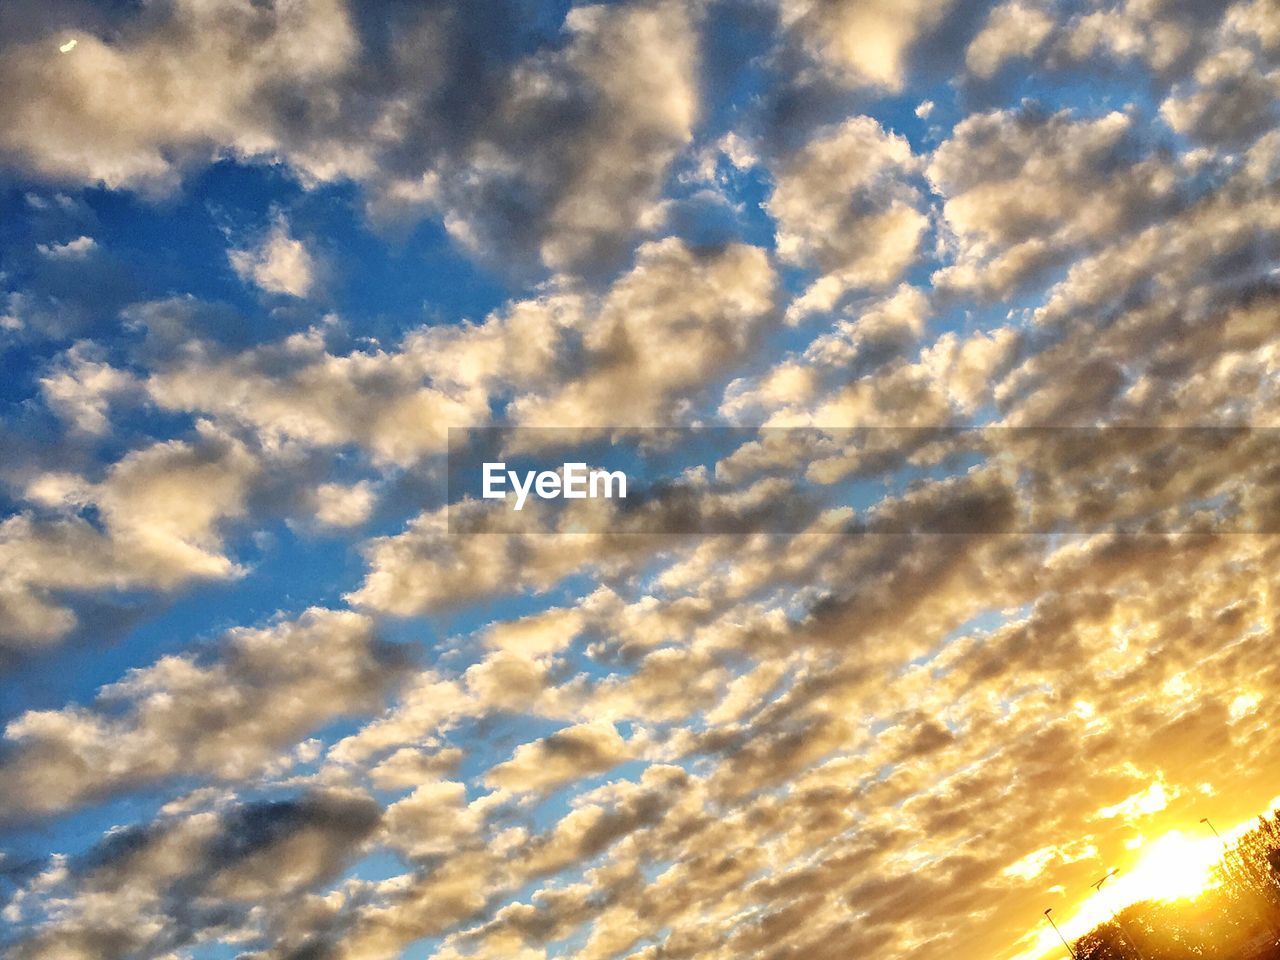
[0, 1, 1279, 960]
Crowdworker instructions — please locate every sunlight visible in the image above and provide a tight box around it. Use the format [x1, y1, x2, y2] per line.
[1116, 830, 1221, 903]
[1013, 828, 1229, 960]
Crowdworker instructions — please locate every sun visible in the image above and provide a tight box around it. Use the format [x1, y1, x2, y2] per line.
[1015, 829, 1225, 960]
[1111, 830, 1222, 904]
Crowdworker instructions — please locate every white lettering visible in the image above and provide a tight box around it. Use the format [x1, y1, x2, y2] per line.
[480, 463, 628, 510]
[562, 462, 588, 498]
[483, 462, 506, 499]
[590, 469, 627, 499]
[535, 472, 561, 499]
[510, 468, 537, 512]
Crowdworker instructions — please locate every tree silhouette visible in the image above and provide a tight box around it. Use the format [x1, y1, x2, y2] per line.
[1069, 811, 1280, 960]
[1214, 812, 1280, 933]
[1074, 920, 1134, 960]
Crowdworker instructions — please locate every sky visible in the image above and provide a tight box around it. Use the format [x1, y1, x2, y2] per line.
[1, 0, 1279, 959]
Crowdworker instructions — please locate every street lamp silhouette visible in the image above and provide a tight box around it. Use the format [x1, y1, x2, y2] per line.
[1092, 869, 1149, 960]
[1043, 907, 1076, 959]
[1201, 817, 1224, 845]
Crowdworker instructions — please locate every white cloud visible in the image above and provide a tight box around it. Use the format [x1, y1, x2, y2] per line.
[928, 106, 1180, 297]
[142, 238, 775, 464]
[1, 424, 258, 650]
[0, 608, 404, 814]
[39, 341, 137, 433]
[312, 480, 377, 529]
[35, 235, 96, 259]
[778, 0, 957, 91]
[484, 720, 632, 794]
[965, 2, 1056, 79]
[228, 215, 317, 298]
[766, 117, 927, 323]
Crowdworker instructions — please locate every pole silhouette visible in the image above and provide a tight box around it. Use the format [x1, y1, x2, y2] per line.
[1043, 907, 1076, 959]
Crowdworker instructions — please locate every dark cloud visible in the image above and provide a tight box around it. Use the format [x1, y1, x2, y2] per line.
[6, 790, 381, 960]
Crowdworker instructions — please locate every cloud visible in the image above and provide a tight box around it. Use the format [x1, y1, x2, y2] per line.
[777, 0, 958, 91]
[4, 790, 381, 960]
[5, 3, 1280, 960]
[0, 0, 359, 193]
[345, 506, 643, 618]
[38, 340, 138, 434]
[0, 423, 258, 652]
[1159, 44, 1280, 148]
[483, 720, 632, 794]
[417, 0, 701, 275]
[10, 464, 1280, 960]
[928, 105, 1181, 298]
[764, 117, 926, 322]
[1058, 0, 1230, 76]
[384, 780, 483, 858]
[228, 215, 318, 298]
[344, 472, 838, 620]
[311, 480, 377, 529]
[1225, 0, 1280, 53]
[142, 323, 488, 466]
[994, 168, 1280, 426]
[325, 671, 470, 770]
[0, 0, 698, 276]
[369, 746, 464, 792]
[283, 764, 692, 960]
[35, 235, 96, 259]
[0, 608, 407, 816]
[506, 239, 778, 426]
[965, 2, 1055, 78]
[721, 284, 936, 422]
[138, 238, 775, 464]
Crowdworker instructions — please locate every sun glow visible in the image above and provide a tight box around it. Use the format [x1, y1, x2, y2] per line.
[1015, 828, 1228, 960]
[1064, 831, 1223, 942]
[1117, 830, 1221, 903]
